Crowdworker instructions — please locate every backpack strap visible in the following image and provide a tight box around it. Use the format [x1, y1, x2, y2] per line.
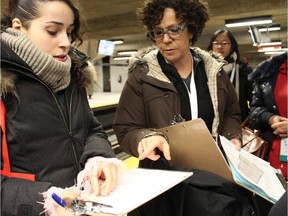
[0, 100, 35, 181]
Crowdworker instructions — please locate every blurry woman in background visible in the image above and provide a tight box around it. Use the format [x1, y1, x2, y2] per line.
[207, 29, 253, 121]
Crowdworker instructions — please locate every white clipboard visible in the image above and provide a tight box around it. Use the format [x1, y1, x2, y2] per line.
[80, 168, 193, 215]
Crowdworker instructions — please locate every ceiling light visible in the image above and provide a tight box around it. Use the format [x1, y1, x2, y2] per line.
[225, 16, 272, 27]
[259, 40, 282, 46]
[258, 24, 281, 32]
[111, 39, 124, 45]
[117, 50, 138, 55]
[113, 56, 131, 61]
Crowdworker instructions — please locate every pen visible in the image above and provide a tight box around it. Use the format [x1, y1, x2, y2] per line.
[51, 192, 74, 213]
[51, 192, 67, 207]
[52, 192, 113, 215]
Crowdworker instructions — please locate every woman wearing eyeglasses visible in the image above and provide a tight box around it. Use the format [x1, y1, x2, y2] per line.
[113, 0, 255, 215]
[207, 29, 254, 121]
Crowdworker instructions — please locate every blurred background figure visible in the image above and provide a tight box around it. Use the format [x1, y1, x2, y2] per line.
[207, 29, 254, 121]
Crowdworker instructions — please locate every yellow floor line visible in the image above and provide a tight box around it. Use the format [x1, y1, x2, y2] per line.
[123, 156, 139, 170]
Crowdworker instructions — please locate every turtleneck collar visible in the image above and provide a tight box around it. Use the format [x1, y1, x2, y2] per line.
[1, 28, 71, 92]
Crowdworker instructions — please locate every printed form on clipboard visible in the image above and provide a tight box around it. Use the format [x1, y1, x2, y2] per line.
[79, 168, 193, 216]
[220, 135, 286, 204]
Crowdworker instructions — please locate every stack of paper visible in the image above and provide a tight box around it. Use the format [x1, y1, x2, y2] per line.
[220, 136, 286, 203]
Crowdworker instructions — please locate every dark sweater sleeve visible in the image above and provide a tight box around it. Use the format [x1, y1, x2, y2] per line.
[79, 110, 116, 168]
[1, 176, 52, 216]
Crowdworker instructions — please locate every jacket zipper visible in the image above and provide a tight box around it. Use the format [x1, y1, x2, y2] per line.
[68, 86, 81, 172]
[7, 65, 81, 172]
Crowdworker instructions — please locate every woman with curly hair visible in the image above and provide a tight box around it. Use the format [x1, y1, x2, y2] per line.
[113, 0, 255, 215]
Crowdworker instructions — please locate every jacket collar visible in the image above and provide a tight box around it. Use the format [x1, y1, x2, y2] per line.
[128, 46, 224, 83]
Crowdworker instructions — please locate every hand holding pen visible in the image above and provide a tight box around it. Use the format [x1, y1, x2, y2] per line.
[52, 192, 115, 216]
[51, 189, 81, 216]
[44, 157, 121, 215]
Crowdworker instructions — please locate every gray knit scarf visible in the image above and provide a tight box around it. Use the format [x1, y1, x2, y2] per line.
[222, 52, 240, 100]
[1, 28, 71, 92]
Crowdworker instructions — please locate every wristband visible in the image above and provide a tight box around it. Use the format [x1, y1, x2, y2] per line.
[141, 131, 169, 143]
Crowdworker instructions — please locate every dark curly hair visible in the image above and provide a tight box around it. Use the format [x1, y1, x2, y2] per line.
[137, 0, 209, 45]
[1, 0, 86, 46]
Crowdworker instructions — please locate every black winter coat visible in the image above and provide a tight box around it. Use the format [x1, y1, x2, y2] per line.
[0, 43, 115, 216]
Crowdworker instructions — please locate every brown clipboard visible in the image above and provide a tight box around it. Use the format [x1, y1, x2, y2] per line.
[158, 118, 234, 182]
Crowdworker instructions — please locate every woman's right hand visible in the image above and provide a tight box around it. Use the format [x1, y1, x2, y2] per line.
[138, 135, 171, 161]
[54, 188, 81, 216]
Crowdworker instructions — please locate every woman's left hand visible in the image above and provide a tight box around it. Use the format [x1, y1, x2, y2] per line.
[88, 161, 118, 196]
[77, 157, 121, 198]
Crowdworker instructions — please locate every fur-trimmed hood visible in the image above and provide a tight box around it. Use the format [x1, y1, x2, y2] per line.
[84, 60, 97, 85]
[0, 69, 18, 97]
[0, 63, 94, 97]
[248, 52, 287, 81]
[128, 46, 225, 80]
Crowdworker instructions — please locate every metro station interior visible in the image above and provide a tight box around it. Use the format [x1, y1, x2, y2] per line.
[0, 0, 287, 215]
[1, 0, 286, 167]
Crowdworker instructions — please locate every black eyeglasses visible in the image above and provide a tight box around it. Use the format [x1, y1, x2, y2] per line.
[212, 41, 231, 47]
[148, 23, 186, 42]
